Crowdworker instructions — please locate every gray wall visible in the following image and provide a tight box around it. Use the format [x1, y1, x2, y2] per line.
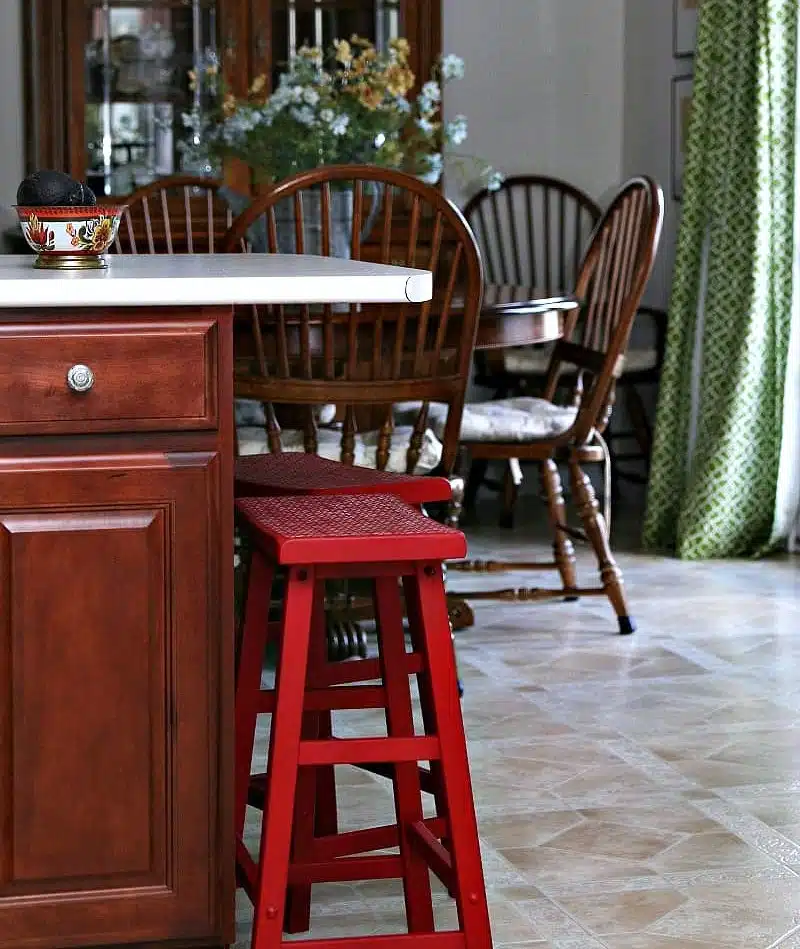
[623, 0, 680, 310]
[443, 0, 625, 202]
[0, 0, 23, 211]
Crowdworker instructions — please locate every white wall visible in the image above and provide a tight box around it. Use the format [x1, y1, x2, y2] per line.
[443, 0, 626, 203]
[623, 0, 679, 309]
[0, 0, 23, 228]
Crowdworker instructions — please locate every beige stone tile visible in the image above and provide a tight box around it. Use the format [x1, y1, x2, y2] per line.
[479, 810, 587, 849]
[556, 888, 687, 935]
[499, 845, 660, 887]
[670, 758, 800, 789]
[539, 820, 681, 861]
[576, 802, 721, 835]
[648, 831, 776, 872]
[648, 901, 798, 949]
[600, 936, 727, 949]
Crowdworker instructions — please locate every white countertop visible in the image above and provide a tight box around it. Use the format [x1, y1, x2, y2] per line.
[0, 254, 433, 308]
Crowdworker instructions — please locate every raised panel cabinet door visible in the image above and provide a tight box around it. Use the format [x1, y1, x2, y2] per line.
[0, 451, 232, 949]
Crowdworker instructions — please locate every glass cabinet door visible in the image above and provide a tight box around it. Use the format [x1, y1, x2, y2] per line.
[255, 1, 401, 91]
[84, 0, 219, 196]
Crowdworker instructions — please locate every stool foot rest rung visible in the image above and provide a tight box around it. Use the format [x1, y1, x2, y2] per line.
[298, 736, 440, 766]
[289, 854, 402, 885]
[286, 935, 466, 949]
[408, 820, 455, 891]
[310, 817, 448, 861]
[256, 684, 389, 714]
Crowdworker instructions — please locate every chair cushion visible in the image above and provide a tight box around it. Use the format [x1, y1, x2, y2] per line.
[236, 424, 443, 474]
[235, 399, 336, 426]
[394, 398, 577, 443]
[501, 344, 658, 376]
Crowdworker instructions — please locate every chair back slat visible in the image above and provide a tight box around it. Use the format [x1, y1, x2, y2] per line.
[114, 176, 227, 255]
[465, 175, 602, 295]
[222, 164, 483, 476]
[543, 176, 664, 444]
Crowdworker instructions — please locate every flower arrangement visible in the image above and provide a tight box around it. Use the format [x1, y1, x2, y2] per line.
[182, 37, 502, 191]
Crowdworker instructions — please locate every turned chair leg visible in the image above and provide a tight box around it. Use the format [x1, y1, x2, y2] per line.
[539, 459, 578, 599]
[568, 459, 635, 635]
[464, 458, 489, 517]
[499, 462, 519, 529]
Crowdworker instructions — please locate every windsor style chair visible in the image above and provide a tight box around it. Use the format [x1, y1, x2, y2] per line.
[113, 175, 232, 255]
[222, 164, 483, 645]
[452, 176, 664, 634]
[464, 175, 665, 521]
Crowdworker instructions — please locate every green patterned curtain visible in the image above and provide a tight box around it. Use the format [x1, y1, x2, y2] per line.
[643, 0, 798, 558]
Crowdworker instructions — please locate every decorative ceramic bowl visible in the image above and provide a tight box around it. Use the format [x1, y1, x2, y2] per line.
[14, 205, 124, 270]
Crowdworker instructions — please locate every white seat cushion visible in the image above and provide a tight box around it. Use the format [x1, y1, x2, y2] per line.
[502, 344, 658, 376]
[395, 398, 577, 444]
[236, 424, 443, 474]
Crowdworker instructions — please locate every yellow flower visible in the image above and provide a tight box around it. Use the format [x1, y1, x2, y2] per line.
[249, 73, 266, 95]
[390, 37, 410, 61]
[350, 34, 372, 47]
[334, 39, 352, 66]
[360, 47, 377, 62]
[89, 218, 114, 251]
[298, 45, 321, 60]
[223, 92, 237, 117]
[357, 83, 384, 110]
[385, 64, 414, 96]
[205, 63, 218, 76]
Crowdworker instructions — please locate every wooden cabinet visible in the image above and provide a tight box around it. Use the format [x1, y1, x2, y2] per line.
[23, 0, 442, 198]
[0, 307, 234, 949]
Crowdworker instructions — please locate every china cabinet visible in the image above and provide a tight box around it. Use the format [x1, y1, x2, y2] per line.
[24, 0, 442, 198]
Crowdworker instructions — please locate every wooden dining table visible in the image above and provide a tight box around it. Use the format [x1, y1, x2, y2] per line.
[472, 283, 580, 350]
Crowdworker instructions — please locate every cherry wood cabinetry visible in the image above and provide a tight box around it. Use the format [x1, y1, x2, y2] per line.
[24, 0, 441, 198]
[0, 306, 234, 949]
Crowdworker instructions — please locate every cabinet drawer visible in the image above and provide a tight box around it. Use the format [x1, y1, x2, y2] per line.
[0, 318, 218, 433]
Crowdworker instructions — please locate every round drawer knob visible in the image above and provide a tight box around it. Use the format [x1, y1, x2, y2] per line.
[66, 364, 95, 393]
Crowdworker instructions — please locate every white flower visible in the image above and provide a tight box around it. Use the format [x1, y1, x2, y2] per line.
[419, 153, 443, 185]
[320, 108, 335, 123]
[331, 114, 350, 136]
[420, 80, 441, 106]
[374, 132, 386, 148]
[440, 54, 465, 81]
[395, 96, 412, 113]
[291, 86, 306, 103]
[303, 87, 320, 106]
[416, 117, 435, 136]
[484, 168, 505, 191]
[445, 114, 468, 146]
[292, 105, 317, 126]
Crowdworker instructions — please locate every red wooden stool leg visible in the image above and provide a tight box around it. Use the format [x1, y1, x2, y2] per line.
[408, 563, 492, 949]
[235, 550, 275, 839]
[403, 575, 454, 898]
[374, 576, 435, 933]
[285, 581, 336, 934]
[252, 565, 315, 949]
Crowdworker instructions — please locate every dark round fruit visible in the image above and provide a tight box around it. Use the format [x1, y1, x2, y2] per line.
[16, 170, 97, 207]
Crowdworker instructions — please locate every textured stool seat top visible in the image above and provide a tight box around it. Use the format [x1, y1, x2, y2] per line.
[236, 492, 467, 565]
[235, 452, 452, 504]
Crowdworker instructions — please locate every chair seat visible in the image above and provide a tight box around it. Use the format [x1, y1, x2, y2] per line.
[396, 397, 577, 444]
[237, 424, 443, 474]
[502, 343, 659, 377]
[236, 493, 467, 565]
[234, 452, 452, 503]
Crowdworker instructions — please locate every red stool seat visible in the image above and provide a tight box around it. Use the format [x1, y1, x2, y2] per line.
[236, 493, 466, 565]
[235, 452, 452, 504]
[234, 492, 491, 949]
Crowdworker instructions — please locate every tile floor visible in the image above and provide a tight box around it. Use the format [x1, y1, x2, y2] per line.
[237, 495, 800, 949]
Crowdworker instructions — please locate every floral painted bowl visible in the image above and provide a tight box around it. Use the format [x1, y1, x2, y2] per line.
[14, 205, 124, 270]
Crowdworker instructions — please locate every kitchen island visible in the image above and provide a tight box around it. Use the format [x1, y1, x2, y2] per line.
[0, 254, 432, 949]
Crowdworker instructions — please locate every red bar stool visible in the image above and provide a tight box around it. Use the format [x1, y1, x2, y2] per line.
[235, 492, 492, 949]
[234, 451, 453, 504]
